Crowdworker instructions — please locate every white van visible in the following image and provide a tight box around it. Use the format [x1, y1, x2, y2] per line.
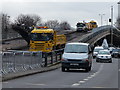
[61, 42, 92, 72]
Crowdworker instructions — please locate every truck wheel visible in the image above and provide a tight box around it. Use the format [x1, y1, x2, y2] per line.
[62, 67, 65, 72]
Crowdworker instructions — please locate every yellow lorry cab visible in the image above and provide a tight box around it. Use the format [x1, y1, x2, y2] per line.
[89, 20, 98, 29]
[29, 26, 66, 52]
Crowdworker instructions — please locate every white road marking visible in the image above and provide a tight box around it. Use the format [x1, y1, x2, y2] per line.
[26, 83, 45, 86]
[72, 83, 80, 86]
[83, 79, 89, 81]
[87, 76, 92, 79]
[78, 81, 85, 83]
[90, 74, 95, 77]
[2, 82, 8, 83]
[72, 64, 104, 87]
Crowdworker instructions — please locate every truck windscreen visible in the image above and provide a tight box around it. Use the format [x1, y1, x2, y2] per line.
[76, 23, 85, 27]
[31, 33, 53, 41]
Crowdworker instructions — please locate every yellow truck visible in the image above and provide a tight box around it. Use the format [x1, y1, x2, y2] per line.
[29, 26, 66, 52]
[76, 20, 98, 32]
[89, 20, 98, 29]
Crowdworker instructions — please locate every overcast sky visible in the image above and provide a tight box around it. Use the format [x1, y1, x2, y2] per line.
[1, 0, 119, 27]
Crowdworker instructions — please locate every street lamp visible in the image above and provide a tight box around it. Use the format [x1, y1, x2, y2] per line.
[110, 6, 113, 46]
[99, 14, 105, 26]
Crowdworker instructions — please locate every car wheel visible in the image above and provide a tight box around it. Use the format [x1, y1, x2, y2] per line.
[109, 60, 112, 63]
[67, 68, 69, 71]
[61, 67, 65, 72]
[96, 60, 98, 62]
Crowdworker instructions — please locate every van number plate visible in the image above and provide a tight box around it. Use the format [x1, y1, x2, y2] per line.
[70, 63, 79, 65]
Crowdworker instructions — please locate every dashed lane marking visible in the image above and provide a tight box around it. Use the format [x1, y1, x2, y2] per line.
[78, 81, 85, 83]
[72, 83, 80, 86]
[83, 79, 89, 81]
[71, 64, 104, 87]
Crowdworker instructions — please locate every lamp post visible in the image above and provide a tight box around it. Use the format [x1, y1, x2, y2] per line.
[110, 6, 113, 46]
[99, 14, 105, 26]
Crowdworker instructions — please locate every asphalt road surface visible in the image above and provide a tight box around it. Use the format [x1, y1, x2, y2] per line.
[3, 58, 119, 88]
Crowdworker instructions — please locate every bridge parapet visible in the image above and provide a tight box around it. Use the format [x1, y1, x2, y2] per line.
[79, 25, 120, 45]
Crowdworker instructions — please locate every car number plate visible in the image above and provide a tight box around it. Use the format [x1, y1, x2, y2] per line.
[70, 63, 79, 65]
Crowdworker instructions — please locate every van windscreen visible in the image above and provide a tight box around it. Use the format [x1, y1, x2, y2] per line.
[64, 44, 88, 53]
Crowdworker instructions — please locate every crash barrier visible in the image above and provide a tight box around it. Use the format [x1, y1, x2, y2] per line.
[1, 49, 64, 75]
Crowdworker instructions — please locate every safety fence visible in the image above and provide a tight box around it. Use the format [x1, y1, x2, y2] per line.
[1, 49, 63, 76]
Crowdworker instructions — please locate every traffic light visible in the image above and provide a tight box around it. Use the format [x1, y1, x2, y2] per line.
[109, 19, 111, 22]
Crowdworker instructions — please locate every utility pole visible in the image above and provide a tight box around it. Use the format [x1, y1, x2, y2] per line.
[99, 14, 105, 26]
[111, 6, 113, 46]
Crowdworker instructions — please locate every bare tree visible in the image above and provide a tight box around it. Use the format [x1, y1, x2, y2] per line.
[60, 21, 71, 30]
[12, 14, 41, 44]
[44, 20, 59, 30]
[14, 14, 41, 33]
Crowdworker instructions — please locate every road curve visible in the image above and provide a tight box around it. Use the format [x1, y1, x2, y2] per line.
[3, 58, 118, 88]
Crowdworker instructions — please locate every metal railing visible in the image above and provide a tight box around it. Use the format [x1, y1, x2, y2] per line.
[1, 49, 63, 76]
[79, 25, 112, 43]
[1, 51, 42, 75]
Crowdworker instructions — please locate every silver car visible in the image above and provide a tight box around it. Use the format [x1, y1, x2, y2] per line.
[96, 50, 112, 63]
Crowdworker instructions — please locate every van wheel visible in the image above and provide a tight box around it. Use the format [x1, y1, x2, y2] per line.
[85, 66, 91, 72]
[62, 67, 65, 72]
[88, 66, 91, 71]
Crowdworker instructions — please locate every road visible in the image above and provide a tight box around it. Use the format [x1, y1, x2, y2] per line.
[2, 58, 118, 88]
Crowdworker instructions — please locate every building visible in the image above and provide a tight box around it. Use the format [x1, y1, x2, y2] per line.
[118, 1, 120, 18]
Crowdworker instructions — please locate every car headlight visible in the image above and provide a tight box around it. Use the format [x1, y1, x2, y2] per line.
[97, 56, 101, 58]
[107, 56, 111, 58]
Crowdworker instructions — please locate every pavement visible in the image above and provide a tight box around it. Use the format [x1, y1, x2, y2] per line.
[2, 62, 61, 82]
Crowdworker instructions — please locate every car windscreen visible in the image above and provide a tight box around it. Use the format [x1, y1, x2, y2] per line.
[64, 44, 88, 53]
[113, 49, 119, 52]
[98, 51, 110, 55]
[94, 48, 103, 52]
[31, 33, 53, 41]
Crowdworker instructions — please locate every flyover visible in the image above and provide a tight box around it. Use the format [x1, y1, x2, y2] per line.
[79, 25, 120, 47]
